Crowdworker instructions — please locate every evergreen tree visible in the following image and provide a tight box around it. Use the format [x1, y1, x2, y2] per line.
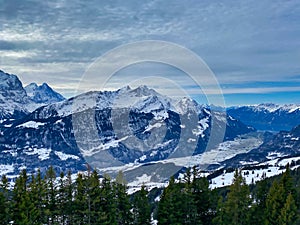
[265, 166, 297, 225]
[12, 169, 36, 225]
[74, 172, 88, 224]
[249, 172, 269, 224]
[182, 168, 198, 225]
[213, 196, 226, 225]
[0, 175, 10, 224]
[65, 170, 74, 224]
[87, 170, 106, 225]
[115, 171, 133, 225]
[99, 174, 117, 225]
[133, 185, 151, 225]
[36, 169, 47, 224]
[216, 169, 251, 225]
[57, 172, 67, 225]
[281, 165, 294, 197]
[44, 166, 58, 224]
[28, 174, 44, 224]
[192, 175, 211, 225]
[279, 193, 298, 225]
[157, 176, 186, 225]
[265, 180, 285, 225]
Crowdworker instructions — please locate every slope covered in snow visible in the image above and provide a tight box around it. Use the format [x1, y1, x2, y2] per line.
[0, 70, 32, 118]
[25, 82, 65, 104]
[0, 83, 255, 182]
[227, 103, 300, 131]
[0, 70, 66, 119]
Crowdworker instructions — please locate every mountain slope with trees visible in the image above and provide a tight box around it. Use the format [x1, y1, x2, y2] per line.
[0, 165, 299, 225]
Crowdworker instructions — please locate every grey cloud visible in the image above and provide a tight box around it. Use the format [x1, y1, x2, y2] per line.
[0, 0, 300, 98]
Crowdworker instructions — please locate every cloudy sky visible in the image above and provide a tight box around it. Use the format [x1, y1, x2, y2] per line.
[1, 0, 300, 105]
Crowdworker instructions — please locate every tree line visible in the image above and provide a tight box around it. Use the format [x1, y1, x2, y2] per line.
[0, 167, 150, 225]
[157, 165, 300, 225]
[0, 165, 299, 224]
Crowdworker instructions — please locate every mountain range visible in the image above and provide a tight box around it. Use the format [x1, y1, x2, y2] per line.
[0, 70, 65, 120]
[0, 69, 299, 186]
[227, 103, 300, 131]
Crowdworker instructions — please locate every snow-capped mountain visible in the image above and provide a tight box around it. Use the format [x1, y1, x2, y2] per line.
[0, 70, 32, 119]
[1, 69, 300, 189]
[0, 70, 65, 120]
[25, 82, 65, 104]
[0, 85, 254, 181]
[227, 103, 300, 131]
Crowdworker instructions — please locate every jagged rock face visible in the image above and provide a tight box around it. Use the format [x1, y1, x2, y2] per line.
[227, 103, 300, 131]
[25, 82, 65, 104]
[1, 69, 300, 184]
[0, 70, 31, 119]
[0, 85, 254, 177]
[0, 70, 65, 120]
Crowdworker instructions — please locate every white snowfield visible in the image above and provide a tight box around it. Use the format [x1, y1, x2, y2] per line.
[24, 148, 52, 160]
[233, 103, 300, 114]
[54, 151, 80, 160]
[17, 121, 46, 129]
[37, 85, 207, 120]
[125, 155, 300, 194]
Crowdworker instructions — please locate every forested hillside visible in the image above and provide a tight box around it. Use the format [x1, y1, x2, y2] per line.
[0, 165, 299, 224]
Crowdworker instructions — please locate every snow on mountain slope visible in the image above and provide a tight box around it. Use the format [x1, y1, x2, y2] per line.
[25, 82, 65, 104]
[0, 70, 32, 118]
[209, 156, 300, 189]
[227, 103, 300, 131]
[221, 124, 300, 169]
[0, 84, 255, 181]
[31, 85, 173, 119]
[0, 70, 65, 119]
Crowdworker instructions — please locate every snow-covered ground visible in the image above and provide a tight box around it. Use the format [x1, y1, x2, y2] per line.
[210, 156, 300, 189]
[126, 154, 300, 193]
[98, 132, 263, 190]
[54, 151, 80, 160]
[24, 147, 51, 160]
[210, 166, 281, 189]
[17, 121, 45, 129]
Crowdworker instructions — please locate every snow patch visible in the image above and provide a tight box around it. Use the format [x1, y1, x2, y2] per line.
[17, 121, 45, 129]
[24, 148, 51, 160]
[54, 151, 80, 160]
[0, 164, 14, 176]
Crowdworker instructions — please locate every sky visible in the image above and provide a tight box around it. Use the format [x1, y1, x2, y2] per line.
[0, 0, 300, 106]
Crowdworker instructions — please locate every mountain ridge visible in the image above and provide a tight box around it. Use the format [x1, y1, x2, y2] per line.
[227, 103, 300, 131]
[0, 69, 65, 119]
[0, 69, 299, 187]
[25, 82, 65, 104]
[0, 81, 254, 181]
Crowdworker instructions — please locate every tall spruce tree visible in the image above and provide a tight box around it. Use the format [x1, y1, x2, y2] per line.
[12, 169, 36, 225]
[74, 172, 88, 224]
[44, 166, 58, 224]
[87, 170, 106, 225]
[115, 171, 133, 225]
[133, 185, 151, 225]
[57, 172, 67, 225]
[65, 170, 74, 224]
[100, 174, 117, 225]
[0, 175, 10, 224]
[249, 172, 269, 223]
[279, 193, 298, 225]
[192, 175, 211, 225]
[265, 166, 297, 225]
[215, 169, 251, 225]
[182, 169, 198, 225]
[157, 176, 186, 225]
